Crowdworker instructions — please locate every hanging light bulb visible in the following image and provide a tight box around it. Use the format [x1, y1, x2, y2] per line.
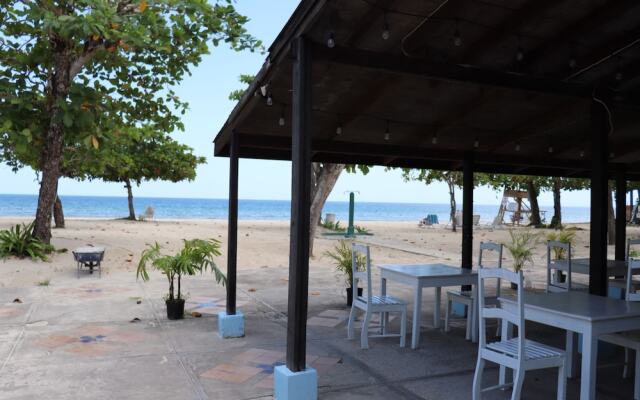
[580, 150, 585, 158]
[327, 32, 336, 48]
[569, 57, 577, 69]
[382, 12, 390, 40]
[384, 120, 390, 141]
[431, 135, 438, 145]
[515, 143, 521, 152]
[473, 139, 479, 148]
[453, 19, 462, 47]
[266, 94, 273, 106]
[615, 68, 623, 82]
[548, 146, 554, 153]
[278, 110, 285, 127]
[516, 45, 525, 62]
[336, 125, 343, 135]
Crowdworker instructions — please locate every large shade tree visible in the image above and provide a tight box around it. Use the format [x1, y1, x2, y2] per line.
[1, 0, 260, 243]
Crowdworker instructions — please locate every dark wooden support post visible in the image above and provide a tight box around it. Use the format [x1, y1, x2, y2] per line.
[462, 153, 474, 291]
[286, 36, 312, 373]
[615, 168, 627, 261]
[226, 133, 239, 315]
[589, 99, 609, 296]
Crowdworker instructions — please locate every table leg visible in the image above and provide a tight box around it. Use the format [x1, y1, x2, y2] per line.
[580, 329, 597, 400]
[380, 277, 388, 335]
[471, 284, 478, 343]
[412, 284, 423, 349]
[434, 287, 441, 328]
[565, 331, 579, 378]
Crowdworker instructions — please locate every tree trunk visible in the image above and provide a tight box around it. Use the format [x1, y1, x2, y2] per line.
[608, 184, 616, 245]
[125, 179, 136, 220]
[33, 47, 72, 244]
[526, 180, 541, 226]
[549, 177, 562, 229]
[309, 163, 345, 256]
[53, 195, 65, 228]
[448, 179, 457, 232]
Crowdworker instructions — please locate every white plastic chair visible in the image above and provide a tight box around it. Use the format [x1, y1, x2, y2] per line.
[610, 238, 640, 291]
[600, 258, 640, 400]
[546, 241, 587, 292]
[445, 242, 503, 340]
[347, 243, 407, 349]
[473, 268, 567, 400]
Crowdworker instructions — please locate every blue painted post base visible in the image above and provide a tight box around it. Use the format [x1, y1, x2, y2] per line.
[218, 311, 245, 338]
[274, 365, 317, 400]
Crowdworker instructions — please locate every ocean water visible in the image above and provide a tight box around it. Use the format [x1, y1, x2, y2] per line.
[0, 194, 591, 223]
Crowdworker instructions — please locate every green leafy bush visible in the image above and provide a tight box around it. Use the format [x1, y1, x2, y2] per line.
[320, 219, 346, 232]
[0, 222, 53, 261]
[546, 230, 576, 260]
[136, 239, 226, 301]
[324, 240, 367, 287]
[503, 230, 540, 272]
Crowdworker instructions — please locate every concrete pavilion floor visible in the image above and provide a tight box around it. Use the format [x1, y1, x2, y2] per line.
[0, 267, 636, 400]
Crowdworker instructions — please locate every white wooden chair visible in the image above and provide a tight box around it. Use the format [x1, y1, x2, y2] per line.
[546, 241, 587, 292]
[610, 238, 640, 291]
[473, 268, 567, 400]
[600, 258, 640, 400]
[347, 243, 407, 349]
[445, 242, 503, 340]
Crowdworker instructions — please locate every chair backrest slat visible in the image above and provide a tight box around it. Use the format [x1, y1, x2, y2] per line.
[352, 243, 372, 303]
[478, 267, 525, 362]
[478, 242, 504, 297]
[627, 238, 640, 262]
[547, 240, 573, 292]
[627, 258, 640, 302]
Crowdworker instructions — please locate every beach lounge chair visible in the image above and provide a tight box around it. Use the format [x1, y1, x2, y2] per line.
[138, 206, 155, 221]
[347, 243, 407, 349]
[473, 267, 567, 400]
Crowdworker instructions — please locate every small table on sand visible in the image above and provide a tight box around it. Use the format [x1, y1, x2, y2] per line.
[379, 264, 477, 349]
[551, 258, 628, 276]
[73, 247, 105, 278]
[500, 291, 640, 400]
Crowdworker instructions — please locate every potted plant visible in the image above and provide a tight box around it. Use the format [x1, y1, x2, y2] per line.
[546, 230, 576, 283]
[325, 240, 366, 306]
[503, 230, 539, 289]
[137, 239, 226, 320]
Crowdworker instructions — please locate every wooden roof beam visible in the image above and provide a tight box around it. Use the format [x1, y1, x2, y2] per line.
[313, 43, 596, 99]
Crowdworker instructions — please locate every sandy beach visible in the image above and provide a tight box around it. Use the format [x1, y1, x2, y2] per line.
[1, 217, 635, 291]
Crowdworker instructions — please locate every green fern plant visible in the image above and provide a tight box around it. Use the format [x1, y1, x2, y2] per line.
[324, 240, 367, 287]
[136, 239, 226, 301]
[503, 230, 540, 272]
[0, 222, 54, 261]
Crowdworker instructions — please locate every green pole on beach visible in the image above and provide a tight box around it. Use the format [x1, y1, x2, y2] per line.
[346, 192, 355, 237]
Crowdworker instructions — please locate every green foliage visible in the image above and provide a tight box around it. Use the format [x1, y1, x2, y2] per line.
[37, 279, 51, 286]
[137, 239, 225, 300]
[228, 74, 256, 101]
[546, 230, 576, 260]
[324, 240, 366, 287]
[355, 225, 370, 234]
[320, 219, 345, 232]
[503, 230, 540, 272]
[0, 222, 54, 261]
[1, 0, 260, 178]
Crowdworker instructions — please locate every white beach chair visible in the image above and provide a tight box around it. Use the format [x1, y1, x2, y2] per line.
[347, 243, 407, 349]
[445, 242, 503, 341]
[600, 258, 640, 400]
[610, 238, 640, 291]
[546, 241, 587, 292]
[472, 268, 567, 400]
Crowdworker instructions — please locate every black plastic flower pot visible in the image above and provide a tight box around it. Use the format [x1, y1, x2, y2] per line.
[166, 298, 185, 320]
[346, 287, 363, 307]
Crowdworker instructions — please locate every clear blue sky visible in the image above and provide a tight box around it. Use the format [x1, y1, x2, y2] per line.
[0, 0, 591, 207]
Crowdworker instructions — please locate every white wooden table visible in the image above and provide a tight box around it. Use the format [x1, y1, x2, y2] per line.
[500, 291, 640, 400]
[379, 264, 477, 349]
